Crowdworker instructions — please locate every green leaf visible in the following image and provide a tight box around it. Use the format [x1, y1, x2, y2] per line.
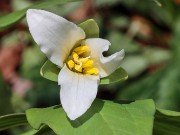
[0, 100, 179, 134]
[100, 67, 128, 84]
[0, 0, 80, 30]
[78, 19, 99, 38]
[40, 60, 60, 82]
[0, 113, 28, 131]
[0, 9, 26, 30]
[26, 99, 155, 135]
[153, 108, 180, 135]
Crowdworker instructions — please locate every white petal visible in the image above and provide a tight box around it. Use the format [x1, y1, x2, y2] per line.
[27, 9, 85, 67]
[58, 65, 99, 120]
[84, 38, 125, 78]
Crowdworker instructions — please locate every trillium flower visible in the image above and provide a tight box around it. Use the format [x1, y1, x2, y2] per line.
[26, 9, 125, 120]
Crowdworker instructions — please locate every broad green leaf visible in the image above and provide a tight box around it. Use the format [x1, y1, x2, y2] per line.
[100, 67, 128, 84]
[78, 19, 99, 38]
[40, 60, 60, 82]
[40, 59, 127, 85]
[0, 113, 27, 131]
[0, 0, 80, 30]
[26, 99, 155, 135]
[153, 108, 180, 135]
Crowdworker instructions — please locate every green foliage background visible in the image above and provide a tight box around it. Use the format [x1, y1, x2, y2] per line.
[0, 0, 180, 134]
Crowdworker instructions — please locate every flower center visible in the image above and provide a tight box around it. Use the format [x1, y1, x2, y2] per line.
[66, 45, 99, 75]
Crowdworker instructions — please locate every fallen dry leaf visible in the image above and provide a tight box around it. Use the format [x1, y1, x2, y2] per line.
[174, 0, 180, 4]
[68, 0, 95, 22]
[0, 44, 32, 96]
[128, 15, 152, 38]
[0, 44, 23, 81]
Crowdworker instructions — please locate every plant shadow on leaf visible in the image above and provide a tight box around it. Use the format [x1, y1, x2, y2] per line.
[26, 99, 156, 135]
[113, 99, 135, 104]
[68, 99, 104, 128]
[52, 105, 61, 109]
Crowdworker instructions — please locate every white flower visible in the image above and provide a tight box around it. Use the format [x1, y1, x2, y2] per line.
[26, 9, 124, 120]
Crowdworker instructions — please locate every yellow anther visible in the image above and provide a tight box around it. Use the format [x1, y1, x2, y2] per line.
[82, 59, 94, 68]
[67, 60, 75, 70]
[66, 45, 99, 75]
[74, 64, 82, 72]
[84, 68, 99, 75]
[72, 52, 79, 63]
[73, 45, 90, 55]
[78, 57, 89, 62]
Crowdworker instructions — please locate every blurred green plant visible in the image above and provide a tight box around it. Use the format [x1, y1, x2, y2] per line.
[0, 74, 13, 116]
[0, 0, 81, 30]
[118, 17, 180, 111]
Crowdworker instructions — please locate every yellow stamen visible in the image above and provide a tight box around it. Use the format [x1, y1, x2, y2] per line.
[67, 60, 75, 70]
[78, 57, 89, 62]
[73, 45, 90, 55]
[72, 52, 79, 63]
[84, 68, 99, 75]
[66, 45, 99, 75]
[74, 64, 82, 72]
[82, 59, 93, 68]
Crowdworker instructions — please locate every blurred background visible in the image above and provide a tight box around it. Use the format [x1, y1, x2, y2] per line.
[0, 0, 180, 134]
